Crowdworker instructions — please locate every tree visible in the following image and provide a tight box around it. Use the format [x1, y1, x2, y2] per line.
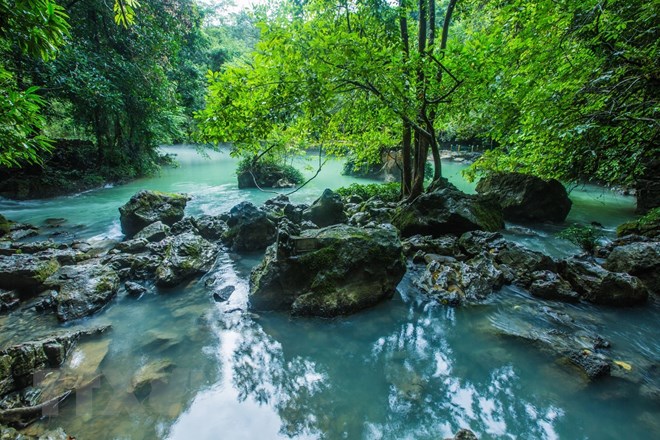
[197, 0, 464, 199]
[444, 0, 659, 188]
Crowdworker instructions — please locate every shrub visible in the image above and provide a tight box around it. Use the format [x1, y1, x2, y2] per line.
[557, 224, 603, 254]
[335, 182, 400, 203]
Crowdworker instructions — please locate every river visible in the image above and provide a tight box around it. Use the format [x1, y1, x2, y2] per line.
[0, 145, 657, 440]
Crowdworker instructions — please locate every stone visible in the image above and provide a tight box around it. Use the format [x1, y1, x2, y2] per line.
[616, 207, 660, 239]
[494, 243, 557, 287]
[476, 172, 572, 222]
[0, 425, 69, 440]
[130, 359, 175, 399]
[155, 233, 218, 287]
[567, 349, 611, 380]
[45, 263, 120, 322]
[114, 238, 149, 254]
[0, 290, 19, 313]
[118, 190, 189, 237]
[605, 241, 660, 294]
[213, 285, 235, 303]
[401, 235, 459, 258]
[415, 255, 506, 306]
[222, 202, 276, 252]
[249, 224, 406, 317]
[303, 189, 347, 228]
[125, 281, 147, 297]
[0, 255, 60, 293]
[134, 221, 170, 242]
[445, 430, 479, 440]
[194, 215, 227, 241]
[559, 257, 648, 306]
[392, 187, 504, 237]
[529, 270, 580, 302]
[458, 231, 508, 257]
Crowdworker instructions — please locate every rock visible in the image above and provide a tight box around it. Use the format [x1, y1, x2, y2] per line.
[445, 429, 479, 440]
[348, 199, 396, 227]
[273, 178, 295, 188]
[567, 349, 611, 379]
[494, 243, 557, 287]
[0, 290, 19, 313]
[46, 263, 120, 321]
[134, 221, 170, 242]
[169, 217, 200, 235]
[118, 190, 189, 237]
[605, 241, 659, 294]
[114, 238, 149, 254]
[130, 359, 175, 399]
[0, 327, 110, 395]
[458, 231, 508, 257]
[212, 285, 235, 303]
[616, 207, 660, 239]
[0, 255, 60, 293]
[559, 257, 648, 306]
[392, 187, 504, 237]
[237, 161, 302, 189]
[263, 195, 306, 225]
[222, 202, 276, 252]
[194, 215, 227, 241]
[155, 233, 218, 287]
[125, 281, 147, 297]
[529, 270, 580, 302]
[415, 255, 506, 306]
[0, 425, 70, 440]
[475, 172, 572, 222]
[249, 224, 406, 317]
[401, 235, 459, 258]
[303, 189, 347, 228]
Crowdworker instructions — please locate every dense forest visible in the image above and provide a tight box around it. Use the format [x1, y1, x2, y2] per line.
[0, 0, 658, 203]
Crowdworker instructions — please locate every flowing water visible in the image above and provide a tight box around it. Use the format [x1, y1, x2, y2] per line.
[0, 145, 657, 440]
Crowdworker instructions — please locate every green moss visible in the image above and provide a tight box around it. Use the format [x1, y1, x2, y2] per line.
[335, 182, 400, 203]
[34, 259, 60, 283]
[470, 201, 504, 232]
[617, 207, 660, 237]
[0, 214, 11, 236]
[95, 274, 117, 294]
[296, 245, 339, 273]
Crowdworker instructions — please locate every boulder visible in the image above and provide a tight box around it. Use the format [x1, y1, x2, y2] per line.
[0, 290, 19, 313]
[444, 430, 479, 440]
[392, 187, 504, 237]
[476, 172, 572, 222]
[605, 241, 660, 294]
[118, 190, 188, 237]
[458, 231, 508, 257]
[303, 189, 347, 228]
[528, 270, 580, 302]
[222, 202, 276, 252]
[125, 281, 147, 297]
[134, 221, 170, 242]
[415, 255, 506, 306]
[0, 254, 60, 293]
[559, 257, 648, 306]
[249, 224, 406, 317]
[155, 233, 218, 287]
[45, 263, 120, 321]
[194, 215, 227, 241]
[402, 235, 459, 258]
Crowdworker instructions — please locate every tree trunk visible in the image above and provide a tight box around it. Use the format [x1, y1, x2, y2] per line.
[402, 121, 412, 197]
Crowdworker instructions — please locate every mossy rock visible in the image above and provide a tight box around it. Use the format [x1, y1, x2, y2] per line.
[119, 190, 189, 237]
[617, 207, 660, 238]
[249, 224, 406, 317]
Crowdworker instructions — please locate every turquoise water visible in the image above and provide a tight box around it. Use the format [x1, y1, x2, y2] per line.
[1, 146, 657, 440]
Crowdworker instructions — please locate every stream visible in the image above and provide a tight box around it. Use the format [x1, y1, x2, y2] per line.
[0, 145, 657, 440]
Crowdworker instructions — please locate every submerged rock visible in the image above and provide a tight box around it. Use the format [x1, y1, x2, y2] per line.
[222, 202, 276, 252]
[119, 190, 188, 237]
[475, 172, 572, 222]
[249, 224, 406, 317]
[444, 430, 479, 440]
[0, 425, 70, 440]
[303, 189, 347, 228]
[155, 233, 218, 287]
[45, 263, 120, 322]
[605, 241, 660, 294]
[559, 257, 648, 306]
[130, 359, 175, 399]
[393, 187, 504, 237]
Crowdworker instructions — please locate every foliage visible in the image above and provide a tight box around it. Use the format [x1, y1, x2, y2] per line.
[335, 182, 401, 203]
[236, 156, 304, 185]
[447, 0, 659, 187]
[557, 224, 604, 254]
[197, 0, 463, 199]
[616, 207, 660, 238]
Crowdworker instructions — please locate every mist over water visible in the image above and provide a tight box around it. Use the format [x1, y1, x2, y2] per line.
[1, 145, 657, 440]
